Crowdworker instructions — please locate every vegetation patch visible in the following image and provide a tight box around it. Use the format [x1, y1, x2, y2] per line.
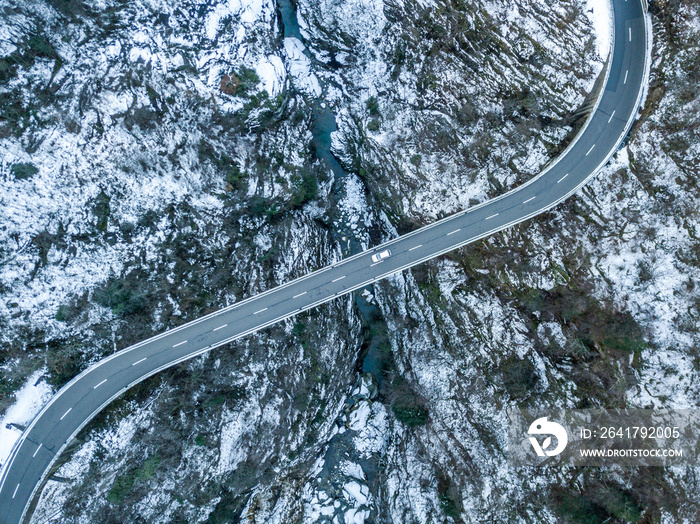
[388, 362, 430, 427]
[289, 169, 318, 208]
[219, 67, 259, 97]
[552, 480, 641, 524]
[437, 473, 461, 520]
[92, 191, 111, 232]
[107, 454, 161, 504]
[46, 337, 84, 387]
[391, 403, 429, 426]
[94, 271, 151, 318]
[0, 31, 60, 83]
[10, 162, 39, 179]
[500, 357, 538, 400]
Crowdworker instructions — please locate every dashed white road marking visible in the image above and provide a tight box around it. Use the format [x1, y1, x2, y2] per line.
[60, 408, 72, 421]
[629, 27, 632, 41]
[253, 308, 268, 315]
[172, 340, 187, 348]
[132, 357, 147, 366]
[12, 483, 19, 499]
[485, 213, 499, 220]
[557, 173, 569, 183]
[408, 245, 422, 251]
[586, 145, 595, 156]
[93, 379, 107, 389]
[32, 444, 42, 458]
[293, 292, 307, 298]
[447, 229, 461, 236]
[608, 110, 616, 123]
[624, 70, 628, 84]
[523, 197, 536, 204]
[332, 276, 346, 282]
[370, 261, 383, 267]
[213, 324, 227, 331]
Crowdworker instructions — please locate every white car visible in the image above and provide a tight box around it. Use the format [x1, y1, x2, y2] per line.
[371, 249, 391, 263]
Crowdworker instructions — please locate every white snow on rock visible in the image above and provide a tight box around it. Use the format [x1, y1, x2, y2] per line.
[283, 37, 321, 96]
[340, 460, 366, 481]
[256, 55, 286, 97]
[217, 400, 261, 474]
[204, 0, 272, 40]
[106, 40, 122, 58]
[347, 400, 371, 431]
[352, 401, 388, 458]
[343, 481, 369, 505]
[344, 507, 370, 523]
[338, 174, 371, 234]
[129, 46, 152, 64]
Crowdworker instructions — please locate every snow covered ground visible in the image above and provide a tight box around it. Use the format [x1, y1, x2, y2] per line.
[0, 370, 52, 468]
[587, 0, 612, 60]
[3, 0, 700, 521]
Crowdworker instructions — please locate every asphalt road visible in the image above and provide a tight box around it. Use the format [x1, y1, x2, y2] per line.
[0, 0, 649, 521]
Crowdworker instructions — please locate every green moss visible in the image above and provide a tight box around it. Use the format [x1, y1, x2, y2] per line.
[0, 90, 28, 137]
[555, 493, 608, 524]
[365, 96, 380, 116]
[438, 475, 461, 520]
[391, 405, 429, 426]
[46, 339, 83, 387]
[290, 170, 318, 207]
[439, 491, 460, 519]
[107, 454, 161, 504]
[597, 488, 642, 522]
[501, 357, 538, 400]
[204, 394, 226, 407]
[107, 471, 135, 504]
[224, 163, 245, 190]
[94, 273, 150, 317]
[204, 488, 247, 524]
[137, 454, 161, 481]
[246, 195, 283, 218]
[553, 483, 641, 524]
[26, 33, 60, 62]
[600, 312, 646, 354]
[292, 322, 307, 337]
[10, 163, 39, 179]
[55, 305, 71, 322]
[234, 66, 260, 97]
[92, 191, 111, 231]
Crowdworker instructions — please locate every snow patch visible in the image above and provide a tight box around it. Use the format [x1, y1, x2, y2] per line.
[283, 37, 321, 96]
[347, 400, 371, 431]
[586, 0, 612, 60]
[343, 481, 369, 505]
[0, 370, 52, 467]
[256, 55, 286, 97]
[340, 461, 366, 481]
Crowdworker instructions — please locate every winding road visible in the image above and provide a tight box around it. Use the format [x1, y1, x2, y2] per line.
[0, 0, 650, 521]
